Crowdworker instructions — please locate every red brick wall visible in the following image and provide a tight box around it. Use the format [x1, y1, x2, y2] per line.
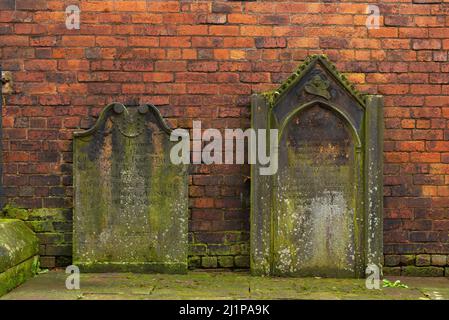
[1, 0, 448, 269]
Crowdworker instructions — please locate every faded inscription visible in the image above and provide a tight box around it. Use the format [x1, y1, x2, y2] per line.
[275, 104, 357, 276]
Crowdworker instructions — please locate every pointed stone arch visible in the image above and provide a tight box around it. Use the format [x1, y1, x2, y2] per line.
[251, 55, 384, 278]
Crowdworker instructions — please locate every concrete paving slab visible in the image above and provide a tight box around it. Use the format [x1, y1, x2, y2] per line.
[1, 270, 447, 300]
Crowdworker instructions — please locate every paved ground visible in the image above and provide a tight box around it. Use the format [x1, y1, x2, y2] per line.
[1, 270, 449, 300]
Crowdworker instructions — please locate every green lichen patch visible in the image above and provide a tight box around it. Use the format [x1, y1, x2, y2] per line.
[2, 205, 70, 222]
[2, 205, 30, 220]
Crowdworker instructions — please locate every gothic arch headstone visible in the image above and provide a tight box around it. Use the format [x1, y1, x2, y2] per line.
[251, 55, 383, 277]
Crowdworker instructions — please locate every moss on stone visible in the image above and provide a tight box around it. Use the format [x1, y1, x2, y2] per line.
[188, 256, 201, 269]
[218, 256, 234, 268]
[25, 221, 55, 233]
[431, 255, 447, 267]
[2, 205, 30, 220]
[383, 267, 401, 276]
[201, 256, 217, 268]
[0, 256, 39, 297]
[234, 256, 250, 268]
[416, 254, 431, 267]
[400, 255, 415, 266]
[0, 219, 39, 273]
[401, 266, 444, 277]
[384, 255, 400, 267]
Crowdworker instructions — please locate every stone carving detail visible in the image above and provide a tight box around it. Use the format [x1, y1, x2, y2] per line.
[110, 104, 148, 138]
[304, 74, 331, 100]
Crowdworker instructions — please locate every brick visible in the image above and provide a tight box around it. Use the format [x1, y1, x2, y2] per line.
[234, 255, 249, 268]
[128, 37, 159, 47]
[241, 26, 272, 36]
[62, 36, 95, 47]
[228, 14, 257, 25]
[400, 255, 415, 266]
[209, 26, 239, 36]
[384, 255, 401, 267]
[114, 1, 146, 12]
[217, 256, 234, 268]
[431, 255, 447, 266]
[412, 0, 442, 3]
[143, 73, 173, 83]
[288, 38, 319, 48]
[416, 254, 431, 266]
[147, 1, 179, 12]
[255, 37, 286, 49]
[383, 267, 401, 276]
[122, 61, 154, 72]
[188, 256, 201, 269]
[188, 61, 218, 72]
[39, 256, 56, 268]
[95, 36, 127, 47]
[401, 266, 444, 277]
[16, 0, 47, 10]
[199, 14, 227, 25]
[160, 36, 190, 47]
[259, 15, 289, 25]
[201, 256, 217, 268]
[412, 39, 441, 50]
[80, 1, 114, 12]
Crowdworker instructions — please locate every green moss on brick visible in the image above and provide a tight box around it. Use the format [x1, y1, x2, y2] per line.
[25, 221, 55, 233]
[201, 256, 217, 268]
[416, 254, 431, 267]
[383, 267, 401, 276]
[2, 205, 30, 220]
[188, 256, 201, 269]
[235, 256, 250, 268]
[218, 256, 234, 268]
[401, 266, 444, 277]
[400, 255, 415, 266]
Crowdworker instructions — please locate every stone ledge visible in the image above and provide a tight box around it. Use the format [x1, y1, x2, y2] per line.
[1, 206, 73, 269]
[384, 266, 446, 277]
[401, 266, 445, 277]
[384, 254, 448, 268]
[0, 256, 39, 297]
[0, 219, 39, 273]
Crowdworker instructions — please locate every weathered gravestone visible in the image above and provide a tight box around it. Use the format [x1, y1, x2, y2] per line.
[73, 103, 189, 273]
[251, 55, 383, 277]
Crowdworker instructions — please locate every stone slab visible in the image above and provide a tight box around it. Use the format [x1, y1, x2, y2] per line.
[0, 219, 39, 273]
[73, 103, 189, 273]
[2, 271, 445, 300]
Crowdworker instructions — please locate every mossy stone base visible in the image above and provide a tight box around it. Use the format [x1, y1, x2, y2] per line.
[0, 256, 39, 296]
[401, 266, 444, 277]
[383, 267, 401, 276]
[0, 219, 39, 273]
